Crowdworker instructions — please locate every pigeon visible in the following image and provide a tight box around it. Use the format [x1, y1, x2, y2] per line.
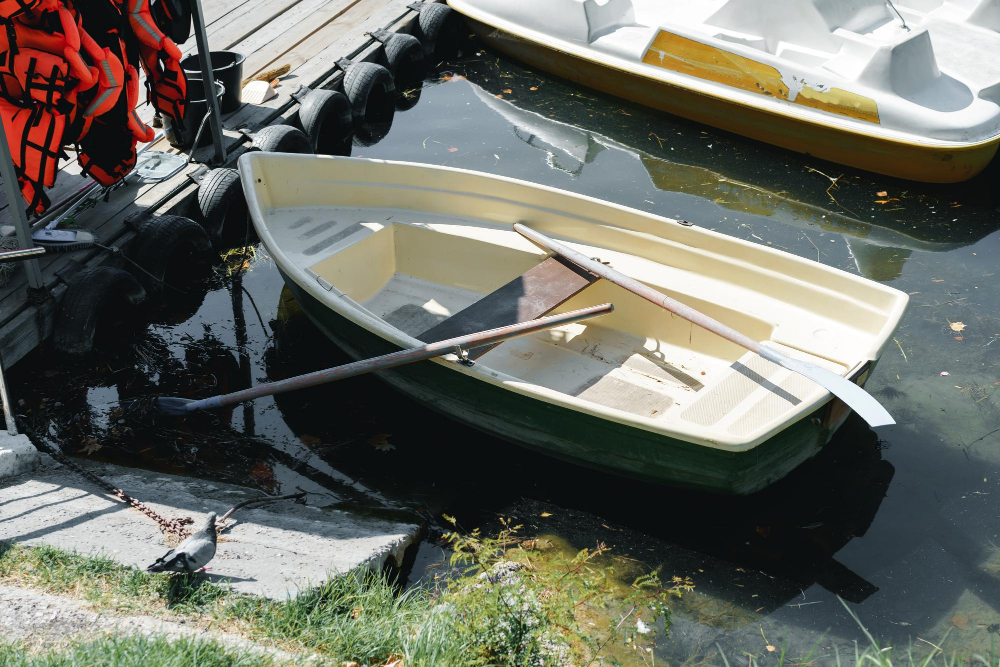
[146, 512, 218, 573]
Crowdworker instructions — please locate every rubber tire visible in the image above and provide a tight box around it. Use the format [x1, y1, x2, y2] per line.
[414, 3, 459, 55]
[128, 215, 215, 292]
[197, 168, 247, 248]
[53, 266, 147, 356]
[342, 62, 395, 122]
[298, 89, 353, 154]
[381, 32, 423, 80]
[248, 124, 313, 154]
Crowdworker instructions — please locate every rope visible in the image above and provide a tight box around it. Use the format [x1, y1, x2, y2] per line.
[92, 241, 191, 296]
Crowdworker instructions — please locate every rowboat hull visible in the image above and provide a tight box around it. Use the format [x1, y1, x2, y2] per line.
[283, 268, 858, 494]
[241, 153, 906, 495]
[459, 16, 1000, 183]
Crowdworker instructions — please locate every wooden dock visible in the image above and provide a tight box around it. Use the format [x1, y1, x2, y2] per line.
[0, 0, 428, 368]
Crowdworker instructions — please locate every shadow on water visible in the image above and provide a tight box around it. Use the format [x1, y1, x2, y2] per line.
[11, 37, 1000, 663]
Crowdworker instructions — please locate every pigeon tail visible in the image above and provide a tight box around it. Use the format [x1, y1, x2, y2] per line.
[146, 550, 188, 573]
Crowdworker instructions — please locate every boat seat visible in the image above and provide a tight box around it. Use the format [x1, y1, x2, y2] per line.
[418, 255, 599, 359]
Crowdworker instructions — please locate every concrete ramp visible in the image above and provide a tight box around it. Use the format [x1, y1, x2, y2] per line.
[0, 456, 421, 599]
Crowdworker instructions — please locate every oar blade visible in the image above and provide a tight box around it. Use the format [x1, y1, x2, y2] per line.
[152, 397, 199, 416]
[759, 347, 894, 428]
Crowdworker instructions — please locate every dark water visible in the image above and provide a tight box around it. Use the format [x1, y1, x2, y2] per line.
[12, 42, 1000, 663]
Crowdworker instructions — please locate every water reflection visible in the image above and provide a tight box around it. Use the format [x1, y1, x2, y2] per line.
[464, 69, 1000, 282]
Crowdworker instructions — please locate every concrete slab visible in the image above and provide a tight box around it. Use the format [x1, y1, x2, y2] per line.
[0, 456, 421, 599]
[0, 431, 38, 479]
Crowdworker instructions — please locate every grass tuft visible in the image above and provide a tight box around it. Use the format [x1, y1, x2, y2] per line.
[0, 634, 282, 667]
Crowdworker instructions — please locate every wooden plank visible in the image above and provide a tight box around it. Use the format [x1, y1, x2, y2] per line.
[252, 0, 389, 76]
[180, 0, 305, 59]
[237, 0, 364, 79]
[418, 256, 599, 359]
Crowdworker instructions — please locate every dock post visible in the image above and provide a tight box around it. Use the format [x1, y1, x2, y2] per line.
[191, 0, 227, 165]
[0, 117, 43, 292]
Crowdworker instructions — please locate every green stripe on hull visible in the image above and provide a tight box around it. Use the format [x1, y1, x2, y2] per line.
[284, 276, 837, 494]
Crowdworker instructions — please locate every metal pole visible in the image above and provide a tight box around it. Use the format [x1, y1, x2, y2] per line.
[0, 349, 16, 433]
[0, 117, 43, 289]
[190, 0, 226, 165]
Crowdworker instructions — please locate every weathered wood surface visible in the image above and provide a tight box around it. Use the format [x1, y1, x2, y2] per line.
[419, 257, 600, 360]
[0, 0, 425, 368]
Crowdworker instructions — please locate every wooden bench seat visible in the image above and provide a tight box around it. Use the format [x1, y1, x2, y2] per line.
[418, 255, 599, 359]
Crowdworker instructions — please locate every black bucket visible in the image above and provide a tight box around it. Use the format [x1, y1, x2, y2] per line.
[166, 78, 224, 149]
[180, 51, 245, 113]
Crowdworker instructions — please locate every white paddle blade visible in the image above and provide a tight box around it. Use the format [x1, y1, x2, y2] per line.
[758, 347, 894, 428]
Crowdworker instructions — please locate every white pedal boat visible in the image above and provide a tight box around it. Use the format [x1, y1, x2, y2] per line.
[447, 0, 1000, 182]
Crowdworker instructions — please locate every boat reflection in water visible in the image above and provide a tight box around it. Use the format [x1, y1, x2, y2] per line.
[464, 72, 1000, 282]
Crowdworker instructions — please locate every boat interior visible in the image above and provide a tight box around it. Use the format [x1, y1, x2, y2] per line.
[248, 157, 908, 447]
[464, 0, 1000, 120]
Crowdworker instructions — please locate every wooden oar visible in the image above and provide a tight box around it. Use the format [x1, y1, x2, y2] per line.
[513, 223, 894, 428]
[151, 303, 614, 415]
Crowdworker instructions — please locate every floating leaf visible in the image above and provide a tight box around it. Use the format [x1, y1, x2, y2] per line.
[766, 645, 777, 652]
[502, 88, 512, 94]
[368, 432, 395, 452]
[540, 512, 552, 517]
[447, 147, 459, 152]
[876, 191, 888, 197]
[299, 434, 321, 448]
[949, 321, 967, 333]
[78, 438, 101, 455]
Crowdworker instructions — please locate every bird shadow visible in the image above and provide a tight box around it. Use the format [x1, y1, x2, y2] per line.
[161, 570, 258, 608]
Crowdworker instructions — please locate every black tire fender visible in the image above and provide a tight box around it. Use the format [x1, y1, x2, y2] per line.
[197, 168, 247, 247]
[342, 61, 395, 122]
[380, 31, 423, 80]
[128, 215, 215, 291]
[298, 89, 353, 153]
[53, 266, 147, 356]
[412, 3, 459, 55]
[248, 124, 313, 154]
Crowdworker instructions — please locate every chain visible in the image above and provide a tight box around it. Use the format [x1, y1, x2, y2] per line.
[16, 418, 195, 538]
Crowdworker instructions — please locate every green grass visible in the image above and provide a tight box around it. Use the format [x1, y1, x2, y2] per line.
[0, 634, 284, 667]
[0, 541, 431, 664]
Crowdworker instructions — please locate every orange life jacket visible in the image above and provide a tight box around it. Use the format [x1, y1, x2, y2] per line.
[0, 0, 183, 211]
[0, 96, 64, 212]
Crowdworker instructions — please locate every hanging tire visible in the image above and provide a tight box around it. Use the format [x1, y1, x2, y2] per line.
[298, 89, 352, 154]
[197, 168, 248, 248]
[380, 31, 423, 82]
[128, 215, 215, 292]
[53, 266, 147, 356]
[342, 62, 395, 122]
[248, 124, 313, 154]
[412, 3, 460, 56]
